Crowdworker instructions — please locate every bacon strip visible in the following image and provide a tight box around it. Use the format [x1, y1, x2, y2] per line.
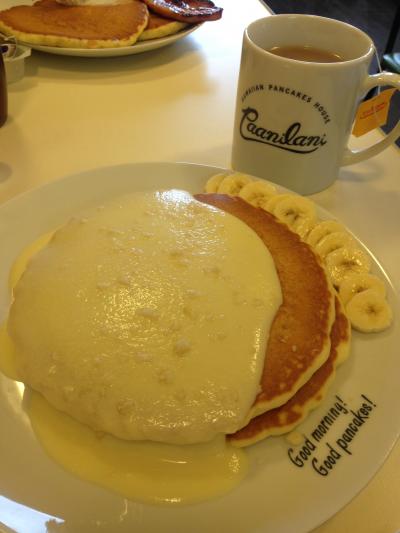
[142, 0, 222, 23]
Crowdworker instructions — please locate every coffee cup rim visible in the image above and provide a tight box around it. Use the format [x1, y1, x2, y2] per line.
[245, 14, 375, 66]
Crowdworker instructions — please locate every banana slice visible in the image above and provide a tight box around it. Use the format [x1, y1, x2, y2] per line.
[307, 220, 346, 248]
[238, 180, 277, 209]
[292, 216, 315, 240]
[338, 272, 386, 306]
[217, 173, 253, 195]
[325, 245, 371, 287]
[205, 173, 229, 193]
[263, 193, 292, 213]
[273, 195, 317, 235]
[345, 289, 392, 333]
[315, 231, 356, 259]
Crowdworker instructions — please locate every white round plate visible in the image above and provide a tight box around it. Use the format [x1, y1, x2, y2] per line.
[19, 24, 201, 58]
[0, 162, 399, 533]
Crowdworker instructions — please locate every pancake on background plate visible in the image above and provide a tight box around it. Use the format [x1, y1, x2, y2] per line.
[138, 11, 188, 41]
[0, 0, 222, 49]
[0, 0, 149, 49]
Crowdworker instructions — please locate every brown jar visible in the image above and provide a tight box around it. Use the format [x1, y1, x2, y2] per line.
[0, 49, 7, 127]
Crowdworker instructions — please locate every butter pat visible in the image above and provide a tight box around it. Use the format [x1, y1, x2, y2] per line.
[8, 190, 282, 444]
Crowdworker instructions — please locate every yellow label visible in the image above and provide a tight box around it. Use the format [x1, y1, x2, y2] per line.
[352, 89, 396, 137]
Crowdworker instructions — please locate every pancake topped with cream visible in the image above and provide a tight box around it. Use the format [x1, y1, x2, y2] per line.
[8, 190, 282, 445]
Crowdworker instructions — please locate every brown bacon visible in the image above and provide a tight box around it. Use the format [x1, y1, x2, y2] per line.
[141, 0, 222, 23]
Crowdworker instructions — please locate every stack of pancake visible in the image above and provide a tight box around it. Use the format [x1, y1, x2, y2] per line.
[6, 188, 351, 449]
[0, 0, 222, 49]
[195, 194, 351, 447]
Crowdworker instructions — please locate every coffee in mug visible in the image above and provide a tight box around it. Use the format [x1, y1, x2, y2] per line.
[267, 45, 342, 63]
[231, 15, 400, 195]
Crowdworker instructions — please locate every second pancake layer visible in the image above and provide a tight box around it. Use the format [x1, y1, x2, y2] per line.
[0, 0, 149, 48]
[138, 12, 188, 41]
[195, 194, 336, 418]
[228, 296, 351, 446]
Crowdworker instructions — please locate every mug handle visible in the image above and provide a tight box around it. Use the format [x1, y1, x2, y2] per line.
[342, 71, 400, 166]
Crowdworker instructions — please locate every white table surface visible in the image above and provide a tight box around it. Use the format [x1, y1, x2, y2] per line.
[0, 0, 399, 532]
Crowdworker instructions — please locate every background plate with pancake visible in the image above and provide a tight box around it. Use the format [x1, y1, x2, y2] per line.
[0, 0, 203, 57]
[0, 162, 399, 533]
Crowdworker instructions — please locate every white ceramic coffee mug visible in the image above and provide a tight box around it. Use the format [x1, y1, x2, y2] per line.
[231, 15, 400, 195]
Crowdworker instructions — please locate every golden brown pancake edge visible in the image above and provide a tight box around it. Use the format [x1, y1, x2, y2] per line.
[195, 193, 336, 419]
[138, 11, 188, 41]
[228, 296, 351, 447]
